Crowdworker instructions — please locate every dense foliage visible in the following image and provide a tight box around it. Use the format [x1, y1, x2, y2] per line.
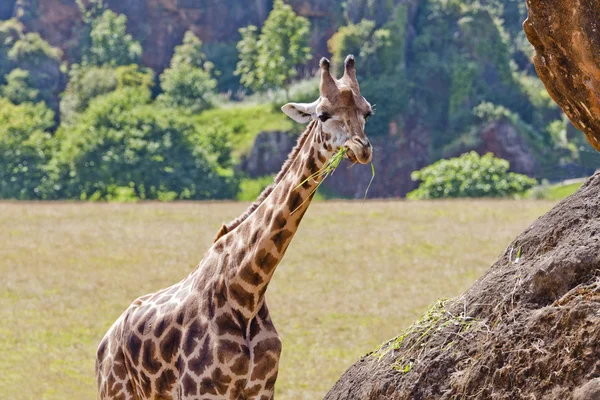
[236, 0, 312, 95]
[158, 31, 217, 113]
[0, 0, 595, 201]
[50, 87, 235, 200]
[0, 99, 54, 199]
[407, 152, 538, 199]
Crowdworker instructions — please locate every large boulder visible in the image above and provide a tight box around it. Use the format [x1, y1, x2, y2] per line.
[325, 171, 600, 399]
[524, 0, 600, 151]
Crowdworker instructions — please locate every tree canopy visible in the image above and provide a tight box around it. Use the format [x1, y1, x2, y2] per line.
[235, 0, 312, 95]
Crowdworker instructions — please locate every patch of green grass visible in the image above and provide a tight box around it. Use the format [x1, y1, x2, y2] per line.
[374, 298, 476, 373]
[527, 181, 584, 201]
[194, 104, 295, 160]
[237, 175, 274, 201]
[0, 200, 554, 399]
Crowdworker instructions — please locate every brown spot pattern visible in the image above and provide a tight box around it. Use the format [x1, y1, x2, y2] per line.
[255, 249, 278, 275]
[229, 283, 255, 310]
[183, 319, 206, 356]
[140, 371, 152, 398]
[288, 192, 303, 213]
[273, 213, 287, 230]
[188, 335, 213, 376]
[155, 368, 177, 395]
[251, 337, 282, 380]
[127, 334, 142, 366]
[230, 354, 250, 375]
[159, 327, 182, 363]
[182, 373, 197, 396]
[271, 229, 293, 253]
[142, 339, 162, 374]
[113, 361, 127, 380]
[216, 313, 241, 336]
[217, 339, 241, 364]
[154, 316, 171, 338]
[199, 377, 218, 396]
[230, 379, 247, 400]
[239, 265, 264, 286]
[212, 367, 233, 395]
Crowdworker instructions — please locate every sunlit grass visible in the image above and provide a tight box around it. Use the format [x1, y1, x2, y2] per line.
[0, 200, 555, 399]
[193, 104, 295, 160]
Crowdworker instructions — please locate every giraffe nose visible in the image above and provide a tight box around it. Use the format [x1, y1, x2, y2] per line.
[345, 137, 372, 164]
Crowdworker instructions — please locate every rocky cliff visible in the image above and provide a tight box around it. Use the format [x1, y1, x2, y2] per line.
[8, 0, 345, 71]
[325, 171, 600, 399]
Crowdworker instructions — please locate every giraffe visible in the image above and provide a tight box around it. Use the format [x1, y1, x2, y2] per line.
[95, 55, 374, 400]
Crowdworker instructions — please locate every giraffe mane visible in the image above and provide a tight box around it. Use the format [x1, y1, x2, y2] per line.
[214, 120, 318, 242]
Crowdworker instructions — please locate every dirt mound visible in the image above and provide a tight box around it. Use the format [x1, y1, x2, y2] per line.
[325, 172, 600, 400]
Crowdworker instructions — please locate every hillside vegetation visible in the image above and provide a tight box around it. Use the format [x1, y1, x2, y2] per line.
[0, 0, 597, 200]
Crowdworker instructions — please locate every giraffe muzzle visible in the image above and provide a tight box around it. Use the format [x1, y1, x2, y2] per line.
[345, 138, 373, 164]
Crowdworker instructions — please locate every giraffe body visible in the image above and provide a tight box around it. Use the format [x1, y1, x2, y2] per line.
[96, 56, 373, 399]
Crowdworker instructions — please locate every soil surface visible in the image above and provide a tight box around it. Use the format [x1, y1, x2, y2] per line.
[325, 172, 600, 400]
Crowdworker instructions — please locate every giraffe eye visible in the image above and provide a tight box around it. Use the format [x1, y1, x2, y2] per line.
[318, 113, 330, 122]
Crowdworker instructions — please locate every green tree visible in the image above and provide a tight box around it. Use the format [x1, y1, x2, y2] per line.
[407, 151, 537, 199]
[50, 87, 236, 200]
[235, 0, 312, 96]
[60, 64, 153, 124]
[82, 9, 142, 67]
[159, 31, 217, 113]
[0, 19, 24, 85]
[3, 27, 63, 111]
[328, 19, 391, 76]
[1, 68, 39, 104]
[0, 99, 55, 199]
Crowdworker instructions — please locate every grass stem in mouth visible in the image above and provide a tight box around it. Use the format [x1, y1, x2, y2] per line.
[292, 148, 346, 214]
[292, 147, 375, 213]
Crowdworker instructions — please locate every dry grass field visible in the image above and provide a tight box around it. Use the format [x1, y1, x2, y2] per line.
[0, 199, 555, 399]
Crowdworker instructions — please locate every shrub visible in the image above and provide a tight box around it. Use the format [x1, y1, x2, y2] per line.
[158, 31, 217, 113]
[0, 99, 55, 199]
[235, 0, 311, 96]
[50, 87, 237, 200]
[82, 9, 142, 67]
[60, 64, 153, 123]
[1, 68, 39, 104]
[237, 175, 274, 201]
[407, 151, 537, 199]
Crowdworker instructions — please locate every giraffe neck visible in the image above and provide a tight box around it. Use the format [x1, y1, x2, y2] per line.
[212, 120, 337, 318]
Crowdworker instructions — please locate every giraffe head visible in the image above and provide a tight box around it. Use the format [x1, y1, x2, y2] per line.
[282, 55, 373, 164]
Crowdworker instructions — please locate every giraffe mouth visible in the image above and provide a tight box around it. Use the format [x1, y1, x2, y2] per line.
[345, 147, 359, 164]
[344, 140, 372, 164]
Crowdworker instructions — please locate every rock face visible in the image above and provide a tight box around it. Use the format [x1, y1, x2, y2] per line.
[239, 131, 297, 178]
[7, 0, 342, 71]
[524, 0, 600, 151]
[477, 120, 536, 176]
[325, 172, 600, 399]
[240, 132, 424, 198]
[446, 119, 537, 176]
[323, 133, 426, 199]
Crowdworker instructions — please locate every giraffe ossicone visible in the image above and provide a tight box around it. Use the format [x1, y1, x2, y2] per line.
[96, 54, 374, 400]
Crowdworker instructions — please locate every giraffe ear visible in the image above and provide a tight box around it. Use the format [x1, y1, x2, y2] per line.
[281, 99, 319, 123]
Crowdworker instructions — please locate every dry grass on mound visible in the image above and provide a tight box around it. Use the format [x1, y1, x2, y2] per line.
[0, 200, 554, 399]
